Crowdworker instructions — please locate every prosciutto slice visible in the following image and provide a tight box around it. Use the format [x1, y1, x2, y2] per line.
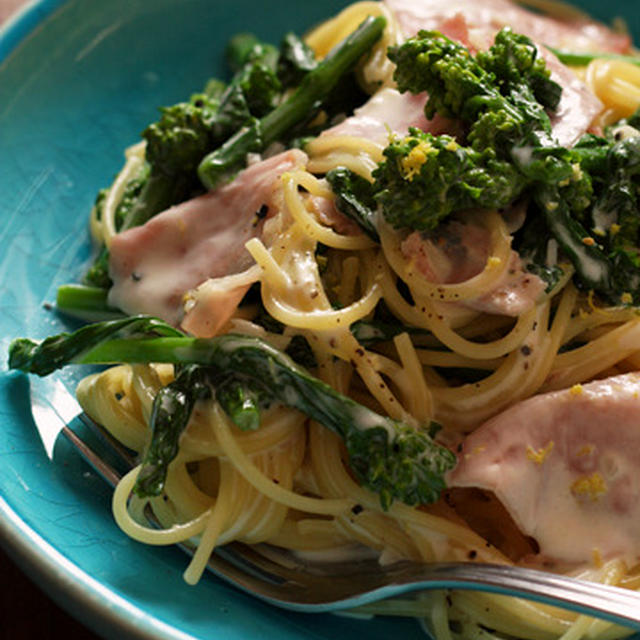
[323, 0, 615, 152]
[448, 373, 640, 565]
[384, 0, 631, 54]
[540, 46, 603, 147]
[401, 221, 545, 316]
[108, 149, 307, 327]
[321, 87, 457, 144]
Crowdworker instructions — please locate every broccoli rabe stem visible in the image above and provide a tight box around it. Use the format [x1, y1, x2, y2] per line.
[548, 48, 640, 68]
[56, 284, 123, 322]
[9, 316, 455, 509]
[197, 15, 387, 190]
[214, 377, 267, 433]
[136, 364, 212, 497]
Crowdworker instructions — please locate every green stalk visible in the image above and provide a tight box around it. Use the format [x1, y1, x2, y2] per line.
[70, 336, 404, 439]
[197, 15, 386, 190]
[56, 285, 123, 322]
[548, 47, 640, 68]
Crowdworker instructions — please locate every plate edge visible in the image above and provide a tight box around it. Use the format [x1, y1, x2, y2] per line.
[0, 0, 65, 63]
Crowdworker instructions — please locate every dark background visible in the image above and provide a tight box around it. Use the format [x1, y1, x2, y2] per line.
[0, 545, 99, 639]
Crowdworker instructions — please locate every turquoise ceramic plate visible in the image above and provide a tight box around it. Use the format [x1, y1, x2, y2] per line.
[0, 1, 639, 639]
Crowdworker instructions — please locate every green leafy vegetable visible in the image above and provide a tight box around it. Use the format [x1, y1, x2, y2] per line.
[325, 166, 380, 241]
[516, 216, 565, 293]
[136, 365, 212, 497]
[388, 27, 558, 151]
[378, 26, 640, 305]
[9, 316, 455, 509]
[197, 16, 387, 190]
[277, 32, 318, 86]
[372, 130, 525, 231]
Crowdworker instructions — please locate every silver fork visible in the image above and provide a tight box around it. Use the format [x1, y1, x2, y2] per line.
[29, 375, 640, 632]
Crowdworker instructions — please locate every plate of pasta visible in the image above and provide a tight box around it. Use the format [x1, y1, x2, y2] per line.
[3, 0, 640, 638]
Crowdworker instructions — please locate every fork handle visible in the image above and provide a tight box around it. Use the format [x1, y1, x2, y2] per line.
[329, 562, 640, 629]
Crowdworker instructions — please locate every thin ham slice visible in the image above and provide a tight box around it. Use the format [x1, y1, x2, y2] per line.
[401, 221, 545, 316]
[540, 46, 603, 147]
[385, 0, 631, 54]
[321, 87, 458, 144]
[448, 373, 640, 566]
[323, 1, 605, 156]
[181, 266, 261, 338]
[323, 0, 612, 151]
[108, 149, 307, 327]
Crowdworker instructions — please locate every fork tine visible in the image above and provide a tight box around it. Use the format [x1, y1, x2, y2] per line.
[78, 412, 138, 469]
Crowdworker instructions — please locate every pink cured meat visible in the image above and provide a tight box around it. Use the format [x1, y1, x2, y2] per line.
[401, 222, 545, 316]
[320, 87, 458, 145]
[325, 0, 621, 146]
[540, 46, 603, 147]
[325, 0, 614, 148]
[448, 373, 640, 565]
[385, 0, 631, 54]
[108, 149, 307, 326]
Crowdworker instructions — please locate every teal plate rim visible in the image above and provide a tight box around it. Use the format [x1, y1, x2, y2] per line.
[0, 8, 172, 638]
[0, 495, 190, 640]
[0, 0, 62, 62]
